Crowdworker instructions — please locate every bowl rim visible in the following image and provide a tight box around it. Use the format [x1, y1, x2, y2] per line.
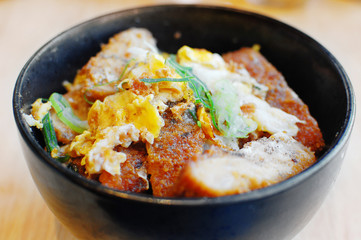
[13, 4, 356, 206]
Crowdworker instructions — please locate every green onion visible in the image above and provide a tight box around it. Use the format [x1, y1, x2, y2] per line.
[83, 93, 95, 105]
[166, 55, 219, 130]
[42, 112, 69, 163]
[83, 59, 133, 104]
[57, 155, 70, 163]
[49, 93, 88, 133]
[141, 77, 192, 83]
[187, 108, 198, 122]
[118, 59, 133, 81]
[119, 80, 130, 91]
[42, 112, 59, 153]
[140, 55, 219, 130]
[212, 80, 257, 138]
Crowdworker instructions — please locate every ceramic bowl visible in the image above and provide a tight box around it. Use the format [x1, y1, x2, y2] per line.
[13, 5, 355, 240]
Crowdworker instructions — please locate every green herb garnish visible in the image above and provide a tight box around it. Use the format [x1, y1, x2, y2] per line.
[140, 55, 219, 130]
[83, 59, 133, 104]
[141, 77, 192, 83]
[42, 112, 69, 163]
[212, 80, 257, 138]
[187, 108, 198, 122]
[49, 93, 88, 133]
[167, 55, 219, 130]
[42, 112, 59, 153]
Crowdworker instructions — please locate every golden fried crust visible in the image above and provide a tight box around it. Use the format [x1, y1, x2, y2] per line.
[146, 110, 205, 197]
[49, 29, 324, 198]
[63, 28, 157, 121]
[223, 48, 325, 154]
[98, 142, 149, 193]
[174, 134, 316, 198]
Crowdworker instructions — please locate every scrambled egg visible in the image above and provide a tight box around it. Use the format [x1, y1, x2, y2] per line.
[30, 30, 305, 177]
[177, 46, 304, 139]
[23, 99, 52, 129]
[178, 45, 226, 69]
[88, 91, 164, 142]
[68, 46, 191, 175]
[70, 45, 305, 175]
[125, 48, 188, 104]
[26, 28, 324, 198]
[70, 124, 140, 175]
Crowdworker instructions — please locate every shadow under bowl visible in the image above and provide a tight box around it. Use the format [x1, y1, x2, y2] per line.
[13, 5, 355, 240]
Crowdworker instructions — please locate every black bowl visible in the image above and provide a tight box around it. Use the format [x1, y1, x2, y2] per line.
[13, 5, 355, 240]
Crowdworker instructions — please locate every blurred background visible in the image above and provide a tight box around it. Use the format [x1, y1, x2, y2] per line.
[1, 0, 360, 239]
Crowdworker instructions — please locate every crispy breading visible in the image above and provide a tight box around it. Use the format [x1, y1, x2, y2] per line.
[63, 28, 158, 121]
[146, 109, 205, 197]
[30, 28, 326, 197]
[174, 133, 316, 197]
[223, 48, 325, 154]
[99, 142, 149, 193]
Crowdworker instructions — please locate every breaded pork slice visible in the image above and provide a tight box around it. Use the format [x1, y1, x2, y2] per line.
[63, 28, 158, 121]
[223, 48, 325, 154]
[98, 142, 149, 193]
[55, 28, 157, 144]
[146, 109, 206, 197]
[174, 132, 315, 197]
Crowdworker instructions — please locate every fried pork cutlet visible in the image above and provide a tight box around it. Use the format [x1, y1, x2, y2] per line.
[28, 28, 325, 198]
[223, 48, 325, 154]
[146, 109, 206, 197]
[174, 132, 315, 197]
[172, 48, 325, 197]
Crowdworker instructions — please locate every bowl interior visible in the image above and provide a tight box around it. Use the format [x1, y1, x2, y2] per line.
[13, 5, 354, 202]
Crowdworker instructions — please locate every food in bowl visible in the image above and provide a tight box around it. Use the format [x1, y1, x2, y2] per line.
[24, 27, 325, 197]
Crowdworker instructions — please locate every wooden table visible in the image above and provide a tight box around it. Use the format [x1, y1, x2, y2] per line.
[1, 0, 360, 239]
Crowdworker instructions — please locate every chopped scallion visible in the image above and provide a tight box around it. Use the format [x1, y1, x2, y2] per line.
[187, 108, 198, 122]
[139, 55, 219, 130]
[83, 59, 133, 104]
[42, 112, 70, 163]
[141, 77, 192, 83]
[118, 58, 133, 81]
[49, 93, 88, 133]
[212, 80, 257, 138]
[165, 55, 219, 130]
[42, 112, 59, 153]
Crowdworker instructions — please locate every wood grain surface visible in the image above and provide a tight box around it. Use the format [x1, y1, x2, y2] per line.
[1, 0, 360, 239]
